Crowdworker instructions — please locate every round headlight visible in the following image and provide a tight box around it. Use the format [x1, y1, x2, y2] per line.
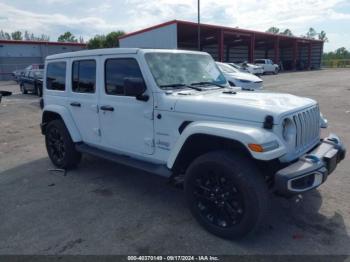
[282, 118, 296, 145]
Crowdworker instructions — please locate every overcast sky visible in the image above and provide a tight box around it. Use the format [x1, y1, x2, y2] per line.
[0, 0, 349, 52]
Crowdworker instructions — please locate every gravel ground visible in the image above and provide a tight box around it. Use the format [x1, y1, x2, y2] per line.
[0, 69, 349, 255]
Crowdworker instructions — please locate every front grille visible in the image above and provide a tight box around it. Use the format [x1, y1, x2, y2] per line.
[292, 105, 320, 152]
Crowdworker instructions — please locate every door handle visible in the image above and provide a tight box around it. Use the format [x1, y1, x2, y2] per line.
[100, 105, 114, 111]
[70, 102, 81, 107]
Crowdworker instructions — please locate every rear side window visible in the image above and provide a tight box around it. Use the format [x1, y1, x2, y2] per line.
[72, 60, 96, 93]
[46, 62, 66, 91]
[105, 58, 145, 96]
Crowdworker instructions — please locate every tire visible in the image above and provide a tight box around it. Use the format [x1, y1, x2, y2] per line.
[273, 68, 278, 75]
[37, 86, 42, 97]
[184, 150, 268, 239]
[20, 83, 27, 94]
[45, 120, 81, 169]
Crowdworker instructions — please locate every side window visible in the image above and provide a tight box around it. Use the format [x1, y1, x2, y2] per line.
[72, 60, 96, 93]
[47, 62, 66, 91]
[29, 71, 34, 78]
[105, 58, 145, 96]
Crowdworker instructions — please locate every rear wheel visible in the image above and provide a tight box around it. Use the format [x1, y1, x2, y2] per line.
[185, 151, 268, 239]
[20, 83, 27, 94]
[45, 120, 81, 169]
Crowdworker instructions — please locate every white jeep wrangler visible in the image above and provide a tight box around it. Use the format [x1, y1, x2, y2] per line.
[41, 48, 345, 239]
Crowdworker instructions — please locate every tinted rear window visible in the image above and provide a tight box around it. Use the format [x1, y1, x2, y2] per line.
[46, 62, 66, 91]
[72, 60, 96, 93]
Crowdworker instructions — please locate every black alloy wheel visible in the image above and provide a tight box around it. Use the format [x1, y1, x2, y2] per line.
[47, 126, 66, 165]
[185, 150, 268, 239]
[192, 169, 245, 228]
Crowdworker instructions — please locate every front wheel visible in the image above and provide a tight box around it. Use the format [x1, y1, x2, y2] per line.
[45, 120, 81, 169]
[185, 151, 268, 239]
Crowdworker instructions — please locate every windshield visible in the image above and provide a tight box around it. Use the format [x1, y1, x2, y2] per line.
[217, 62, 239, 74]
[145, 52, 227, 89]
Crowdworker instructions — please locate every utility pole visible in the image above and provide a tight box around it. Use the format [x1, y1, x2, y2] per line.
[198, 0, 200, 51]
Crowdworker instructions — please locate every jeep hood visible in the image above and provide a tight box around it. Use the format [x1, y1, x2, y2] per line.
[173, 90, 316, 123]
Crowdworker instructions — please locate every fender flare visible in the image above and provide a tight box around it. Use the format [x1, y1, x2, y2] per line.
[167, 121, 286, 169]
[43, 104, 82, 142]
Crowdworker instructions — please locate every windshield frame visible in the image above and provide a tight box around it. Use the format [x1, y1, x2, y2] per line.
[144, 51, 228, 91]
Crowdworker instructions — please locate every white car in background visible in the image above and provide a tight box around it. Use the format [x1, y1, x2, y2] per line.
[216, 62, 263, 90]
[237, 62, 264, 75]
[254, 59, 279, 74]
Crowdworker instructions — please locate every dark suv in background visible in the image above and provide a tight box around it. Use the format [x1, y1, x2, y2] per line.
[20, 69, 44, 97]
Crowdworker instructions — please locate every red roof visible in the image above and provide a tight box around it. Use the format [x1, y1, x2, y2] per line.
[119, 19, 323, 43]
[0, 39, 86, 47]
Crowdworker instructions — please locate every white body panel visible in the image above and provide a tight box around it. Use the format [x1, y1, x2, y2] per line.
[245, 64, 264, 75]
[43, 48, 322, 171]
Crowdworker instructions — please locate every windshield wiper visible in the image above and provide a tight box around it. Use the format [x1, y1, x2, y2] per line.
[190, 81, 226, 89]
[159, 83, 202, 91]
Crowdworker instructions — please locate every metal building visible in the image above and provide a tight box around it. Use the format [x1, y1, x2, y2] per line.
[0, 40, 86, 80]
[119, 20, 323, 71]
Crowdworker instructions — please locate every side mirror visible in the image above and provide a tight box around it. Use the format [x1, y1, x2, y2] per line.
[124, 77, 149, 101]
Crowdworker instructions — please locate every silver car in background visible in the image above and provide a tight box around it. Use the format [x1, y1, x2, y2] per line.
[216, 62, 263, 90]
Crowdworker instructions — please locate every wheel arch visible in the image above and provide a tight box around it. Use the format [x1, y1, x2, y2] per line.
[171, 133, 251, 174]
[41, 105, 82, 142]
[167, 121, 286, 173]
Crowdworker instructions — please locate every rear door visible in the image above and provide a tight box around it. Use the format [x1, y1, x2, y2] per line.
[67, 58, 100, 145]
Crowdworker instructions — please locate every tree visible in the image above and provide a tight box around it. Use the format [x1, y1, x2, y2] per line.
[318, 30, 328, 42]
[306, 27, 317, 39]
[266, 27, 280, 34]
[87, 35, 106, 49]
[87, 31, 125, 49]
[104, 31, 125, 48]
[335, 47, 349, 57]
[4, 32, 11, 40]
[323, 47, 350, 60]
[57, 31, 77, 42]
[11, 31, 23, 40]
[0, 30, 5, 40]
[280, 29, 293, 36]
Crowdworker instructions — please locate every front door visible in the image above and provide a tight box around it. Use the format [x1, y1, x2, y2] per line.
[68, 58, 100, 145]
[99, 56, 154, 155]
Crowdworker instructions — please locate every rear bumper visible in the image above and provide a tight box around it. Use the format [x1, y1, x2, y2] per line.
[274, 134, 346, 196]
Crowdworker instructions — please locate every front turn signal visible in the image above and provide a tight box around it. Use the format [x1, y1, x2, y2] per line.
[248, 144, 264, 152]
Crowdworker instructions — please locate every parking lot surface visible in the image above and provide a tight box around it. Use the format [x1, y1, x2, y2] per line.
[0, 69, 350, 255]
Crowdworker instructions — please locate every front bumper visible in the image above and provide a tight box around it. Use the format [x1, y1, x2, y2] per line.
[274, 134, 346, 196]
